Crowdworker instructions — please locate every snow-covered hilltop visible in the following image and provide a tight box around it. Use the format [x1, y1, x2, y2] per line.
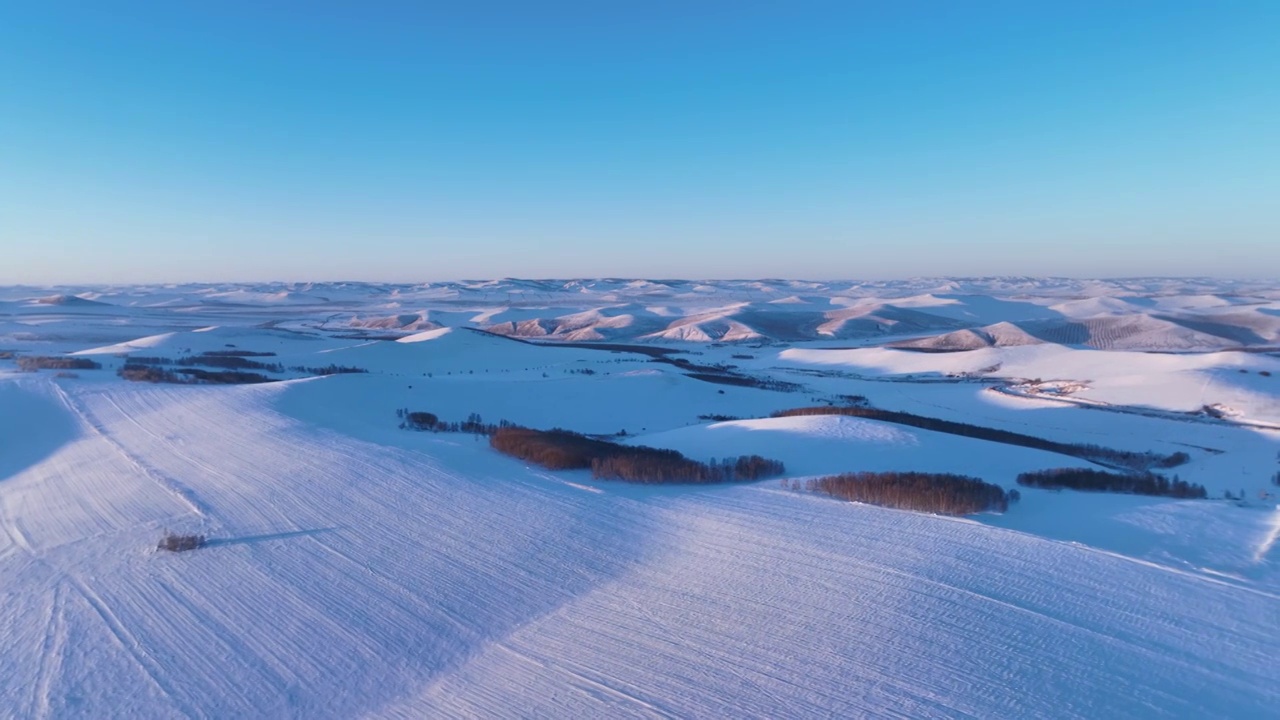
[1, 278, 1278, 717]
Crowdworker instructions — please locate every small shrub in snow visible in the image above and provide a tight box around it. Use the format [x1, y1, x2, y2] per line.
[157, 532, 206, 552]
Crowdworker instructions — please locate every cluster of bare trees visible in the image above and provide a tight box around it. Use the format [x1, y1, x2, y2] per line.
[593, 452, 784, 484]
[397, 409, 513, 434]
[130, 354, 284, 372]
[129, 353, 366, 378]
[15, 356, 101, 371]
[771, 405, 1189, 471]
[790, 472, 1015, 515]
[686, 373, 804, 392]
[157, 532, 206, 552]
[1016, 468, 1207, 498]
[489, 427, 785, 484]
[295, 363, 367, 376]
[119, 364, 183, 383]
[118, 364, 274, 384]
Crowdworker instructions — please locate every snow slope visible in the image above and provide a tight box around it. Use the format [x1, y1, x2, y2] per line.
[2, 278, 1279, 718]
[2, 378, 1276, 718]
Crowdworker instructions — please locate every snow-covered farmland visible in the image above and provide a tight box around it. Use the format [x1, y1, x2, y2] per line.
[1, 279, 1278, 718]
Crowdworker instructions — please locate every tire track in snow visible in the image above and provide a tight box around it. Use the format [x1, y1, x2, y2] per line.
[31, 582, 66, 720]
[52, 385, 212, 520]
[62, 574, 198, 719]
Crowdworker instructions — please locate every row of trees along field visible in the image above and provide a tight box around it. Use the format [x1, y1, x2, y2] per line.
[1016, 468, 1207, 498]
[398, 410, 514, 435]
[788, 472, 1016, 515]
[489, 426, 785, 484]
[118, 364, 275, 384]
[129, 353, 367, 376]
[16, 356, 101, 371]
[771, 405, 1189, 471]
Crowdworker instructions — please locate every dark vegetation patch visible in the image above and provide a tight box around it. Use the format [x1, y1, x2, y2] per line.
[203, 350, 277, 357]
[16, 356, 102, 371]
[157, 532, 206, 552]
[118, 364, 275, 384]
[293, 364, 368, 376]
[119, 365, 184, 383]
[685, 372, 803, 392]
[177, 368, 275, 384]
[125, 354, 366, 379]
[490, 427, 785, 484]
[789, 472, 1016, 515]
[469, 328, 682, 358]
[191, 355, 283, 371]
[398, 409, 511, 435]
[129, 354, 284, 372]
[1017, 468, 1207, 498]
[698, 414, 740, 422]
[0, 351, 15, 359]
[771, 406, 1190, 471]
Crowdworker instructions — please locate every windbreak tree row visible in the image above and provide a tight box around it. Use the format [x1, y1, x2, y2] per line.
[792, 472, 1016, 515]
[772, 406, 1189, 471]
[16, 356, 102, 371]
[489, 427, 784, 484]
[1016, 468, 1207, 498]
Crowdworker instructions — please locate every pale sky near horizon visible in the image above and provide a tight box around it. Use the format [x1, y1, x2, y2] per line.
[2, 2, 1278, 284]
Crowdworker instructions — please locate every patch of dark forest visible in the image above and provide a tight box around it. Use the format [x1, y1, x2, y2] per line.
[396, 408, 784, 484]
[1017, 468, 1206, 498]
[119, 352, 367, 384]
[491, 427, 785, 484]
[395, 401, 1214, 502]
[12, 356, 102, 371]
[785, 472, 1018, 515]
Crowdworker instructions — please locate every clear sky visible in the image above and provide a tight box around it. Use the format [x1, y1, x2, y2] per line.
[2, 1, 1277, 284]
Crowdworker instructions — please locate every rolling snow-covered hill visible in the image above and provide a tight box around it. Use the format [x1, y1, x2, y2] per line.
[1, 278, 1278, 718]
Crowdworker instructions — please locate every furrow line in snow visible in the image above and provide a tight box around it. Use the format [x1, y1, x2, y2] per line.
[62, 575, 196, 719]
[53, 385, 213, 520]
[30, 582, 65, 720]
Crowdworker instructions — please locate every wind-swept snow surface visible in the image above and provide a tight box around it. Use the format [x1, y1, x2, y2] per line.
[1, 278, 1278, 718]
[2, 381, 1276, 718]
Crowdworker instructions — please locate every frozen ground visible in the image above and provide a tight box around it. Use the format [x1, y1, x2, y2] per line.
[1, 279, 1278, 718]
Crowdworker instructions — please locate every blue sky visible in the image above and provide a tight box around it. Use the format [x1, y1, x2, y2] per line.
[2, 1, 1277, 283]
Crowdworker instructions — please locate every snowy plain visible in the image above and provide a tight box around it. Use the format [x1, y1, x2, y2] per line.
[1, 278, 1278, 718]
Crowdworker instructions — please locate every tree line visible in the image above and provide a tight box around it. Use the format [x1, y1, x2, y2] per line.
[771, 405, 1189, 471]
[16, 356, 102, 371]
[1016, 468, 1207, 498]
[130, 354, 367, 377]
[118, 364, 275, 385]
[489, 426, 785, 484]
[398, 409, 514, 434]
[130, 354, 284, 372]
[789, 471, 1016, 515]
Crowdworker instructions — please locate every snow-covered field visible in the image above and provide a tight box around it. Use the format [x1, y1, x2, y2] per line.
[2, 279, 1278, 718]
